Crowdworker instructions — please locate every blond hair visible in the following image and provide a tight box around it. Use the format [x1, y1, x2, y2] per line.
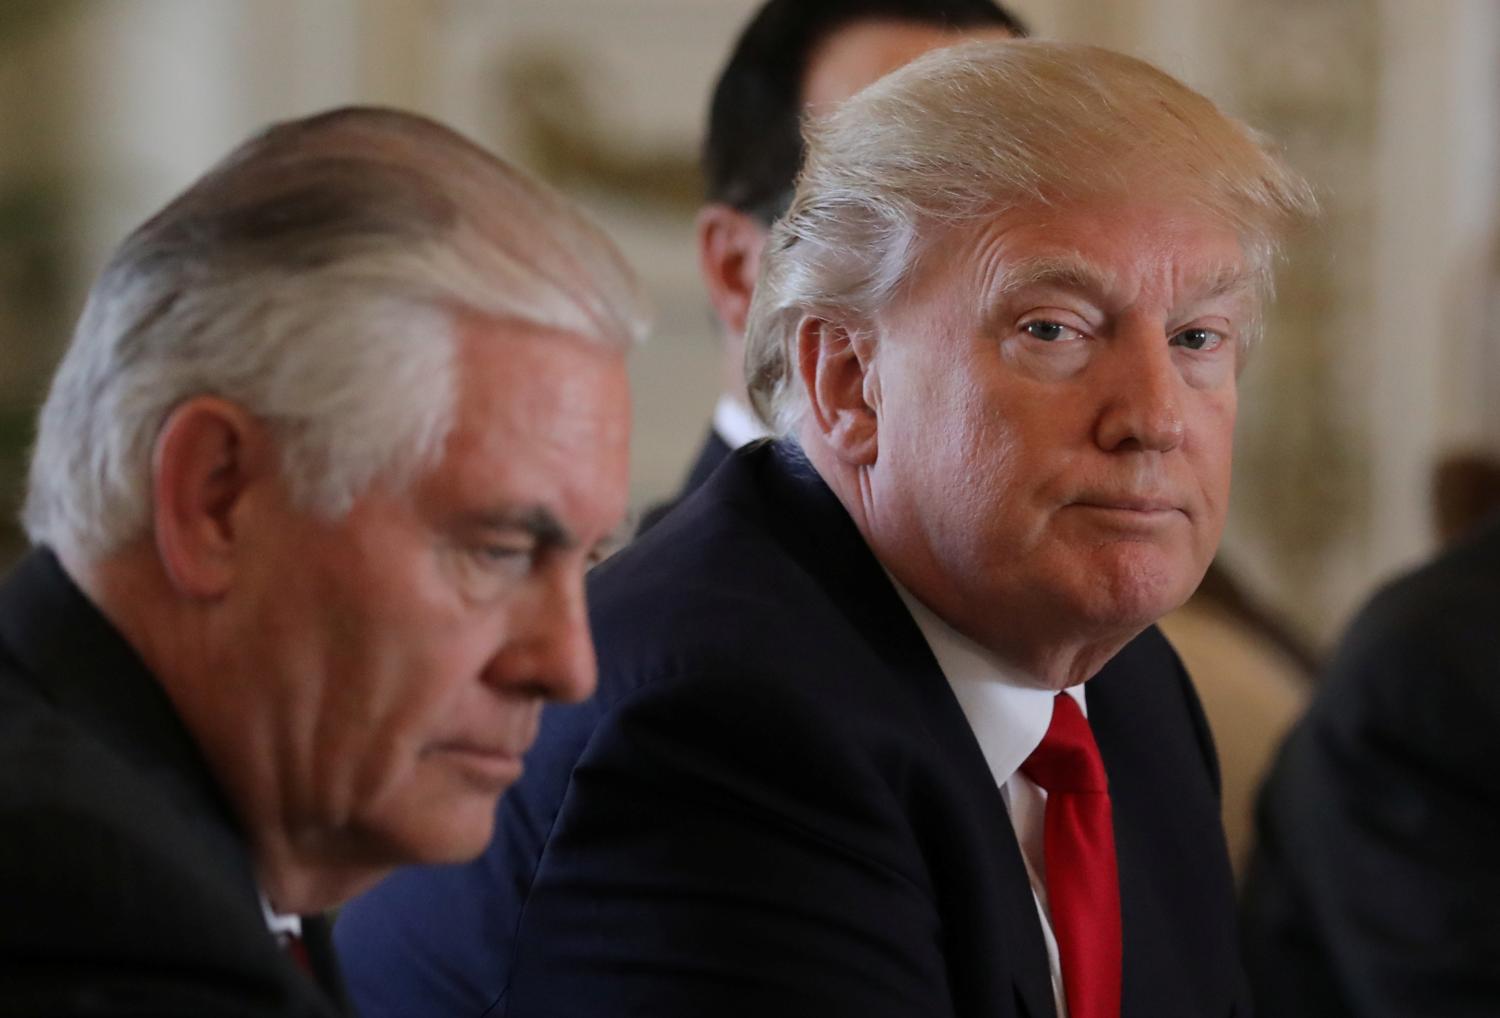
[745, 39, 1316, 431]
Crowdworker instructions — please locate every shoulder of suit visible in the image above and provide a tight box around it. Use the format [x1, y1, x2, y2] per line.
[0, 673, 334, 1013]
[0, 667, 260, 934]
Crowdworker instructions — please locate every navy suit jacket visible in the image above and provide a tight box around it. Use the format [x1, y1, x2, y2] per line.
[1241, 514, 1500, 1016]
[0, 549, 347, 1016]
[337, 442, 1248, 1017]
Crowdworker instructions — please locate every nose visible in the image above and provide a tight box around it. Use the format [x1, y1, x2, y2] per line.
[482, 566, 599, 705]
[1093, 329, 1185, 454]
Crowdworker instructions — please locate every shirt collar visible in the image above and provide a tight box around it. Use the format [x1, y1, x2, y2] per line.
[260, 892, 303, 939]
[889, 578, 1087, 789]
[712, 395, 772, 450]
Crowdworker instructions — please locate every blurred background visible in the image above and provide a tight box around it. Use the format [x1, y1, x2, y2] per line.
[0, 0, 1497, 660]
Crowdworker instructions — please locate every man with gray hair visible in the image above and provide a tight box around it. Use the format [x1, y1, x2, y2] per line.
[0, 106, 646, 1015]
[408, 40, 1312, 1018]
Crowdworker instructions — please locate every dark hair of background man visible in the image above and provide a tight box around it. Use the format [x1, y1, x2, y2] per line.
[703, 0, 1028, 224]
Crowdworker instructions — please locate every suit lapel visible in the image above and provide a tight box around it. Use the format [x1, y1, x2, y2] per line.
[751, 444, 1057, 1017]
[1087, 631, 1240, 1016]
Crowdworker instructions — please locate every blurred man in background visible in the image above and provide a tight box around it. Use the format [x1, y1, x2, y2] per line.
[0, 107, 646, 1015]
[637, 0, 1025, 530]
[1242, 458, 1500, 1014]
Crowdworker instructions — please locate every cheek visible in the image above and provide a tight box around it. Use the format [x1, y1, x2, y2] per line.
[334, 640, 486, 795]
[385, 630, 493, 718]
[922, 394, 1033, 550]
[1194, 392, 1238, 503]
[329, 613, 480, 744]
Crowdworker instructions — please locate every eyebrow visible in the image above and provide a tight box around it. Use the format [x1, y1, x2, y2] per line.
[991, 255, 1117, 300]
[989, 255, 1257, 304]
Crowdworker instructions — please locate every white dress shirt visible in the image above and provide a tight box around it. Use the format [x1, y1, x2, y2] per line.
[890, 581, 1086, 1018]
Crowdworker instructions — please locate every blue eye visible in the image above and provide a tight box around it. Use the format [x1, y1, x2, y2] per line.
[1023, 321, 1077, 342]
[1173, 328, 1222, 351]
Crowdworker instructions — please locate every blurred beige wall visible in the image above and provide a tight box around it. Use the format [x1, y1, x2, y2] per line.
[0, 0, 1497, 648]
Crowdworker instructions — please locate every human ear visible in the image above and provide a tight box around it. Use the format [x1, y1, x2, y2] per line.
[795, 315, 879, 465]
[696, 203, 770, 337]
[150, 396, 272, 599]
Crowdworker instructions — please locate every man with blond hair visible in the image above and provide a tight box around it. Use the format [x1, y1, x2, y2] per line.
[638, 0, 1025, 530]
[366, 40, 1309, 1018]
[0, 107, 646, 1015]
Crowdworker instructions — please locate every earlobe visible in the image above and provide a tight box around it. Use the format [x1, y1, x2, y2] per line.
[696, 204, 768, 336]
[795, 316, 879, 466]
[151, 397, 268, 599]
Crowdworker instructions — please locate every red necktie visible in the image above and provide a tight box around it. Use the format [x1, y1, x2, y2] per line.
[1020, 693, 1122, 1018]
[281, 930, 315, 977]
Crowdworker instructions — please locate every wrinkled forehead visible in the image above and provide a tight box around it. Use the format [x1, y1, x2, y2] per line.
[987, 250, 1260, 306]
[923, 193, 1264, 299]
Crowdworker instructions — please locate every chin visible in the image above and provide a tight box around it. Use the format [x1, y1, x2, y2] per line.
[1075, 552, 1198, 632]
[359, 805, 499, 868]
[414, 815, 498, 864]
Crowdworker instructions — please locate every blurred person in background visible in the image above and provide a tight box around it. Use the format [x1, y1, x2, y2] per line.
[636, 0, 1025, 531]
[1241, 450, 1500, 1015]
[346, 38, 1311, 1018]
[1432, 449, 1500, 545]
[0, 106, 646, 1015]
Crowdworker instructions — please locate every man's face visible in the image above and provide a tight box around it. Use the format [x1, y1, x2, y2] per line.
[704, 18, 1015, 390]
[236, 319, 630, 865]
[866, 198, 1252, 682]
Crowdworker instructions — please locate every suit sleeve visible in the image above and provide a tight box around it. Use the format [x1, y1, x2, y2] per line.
[502, 665, 955, 1018]
[1242, 597, 1500, 1018]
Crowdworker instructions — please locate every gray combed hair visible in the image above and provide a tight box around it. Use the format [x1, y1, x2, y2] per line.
[745, 39, 1317, 432]
[24, 106, 650, 561]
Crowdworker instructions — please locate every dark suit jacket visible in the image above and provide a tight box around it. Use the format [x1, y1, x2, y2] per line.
[0, 549, 347, 1017]
[1241, 515, 1500, 1017]
[336, 442, 1248, 1017]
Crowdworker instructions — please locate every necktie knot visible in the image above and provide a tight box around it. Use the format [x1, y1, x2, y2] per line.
[1020, 692, 1108, 794]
